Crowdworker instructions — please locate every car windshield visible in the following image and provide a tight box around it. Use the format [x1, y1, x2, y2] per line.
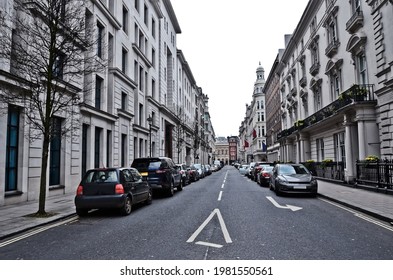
[83, 170, 118, 183]
[279, 165, 309, 175]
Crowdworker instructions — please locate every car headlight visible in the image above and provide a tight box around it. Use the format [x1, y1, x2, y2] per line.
[277, 176, 288, 184]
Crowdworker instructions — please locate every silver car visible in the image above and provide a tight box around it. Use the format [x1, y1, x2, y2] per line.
[239, 164, 249, 176]
[270, 164, 318, 196]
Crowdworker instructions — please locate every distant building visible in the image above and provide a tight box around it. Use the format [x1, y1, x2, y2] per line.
[227, 136, 239, 164]
[239, 63, 267, 163]
[214, 137, 229, 165]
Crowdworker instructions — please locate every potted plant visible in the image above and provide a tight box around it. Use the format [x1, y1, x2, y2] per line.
[352, 86, 368, 101]
[295, 119, 304, 129]
[321, 159, 333, 169]
[304, 160, 316, 172]
[365, 155, 379, 162]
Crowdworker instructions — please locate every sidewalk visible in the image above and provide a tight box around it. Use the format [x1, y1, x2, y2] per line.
[1, 181, 393, 240]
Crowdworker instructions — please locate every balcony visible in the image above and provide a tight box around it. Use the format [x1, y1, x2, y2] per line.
[277, 84, 375, 140]
[346, 11, 364, 34]
[325, 40, 340, 57]
[291, 87, 297, 97]
[309, 62, 320, 76]
[299, 76, 307, 88]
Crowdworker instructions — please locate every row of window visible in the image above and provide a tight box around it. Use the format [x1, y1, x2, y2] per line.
[316, 132, 345, 163]
[4, 106, 159, 192]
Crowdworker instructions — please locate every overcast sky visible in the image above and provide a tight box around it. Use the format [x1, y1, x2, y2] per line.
[170, 0, 310, 137]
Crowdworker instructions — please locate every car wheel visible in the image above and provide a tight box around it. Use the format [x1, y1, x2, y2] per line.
[177, 179, 183, 191]
[275, 184, 282, 196]
[120, 196, 132, 215]
[145, 190, 153, 205]
[167, 181, 175, 197]
[76, 208, 88, 217]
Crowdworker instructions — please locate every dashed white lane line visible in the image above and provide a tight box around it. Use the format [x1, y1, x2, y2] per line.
[218, 191, 223, 201]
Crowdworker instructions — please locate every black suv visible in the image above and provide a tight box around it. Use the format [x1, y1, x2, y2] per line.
[131, 157, 182, 196]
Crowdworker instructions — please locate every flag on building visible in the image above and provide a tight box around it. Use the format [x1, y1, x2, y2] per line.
[244, 139, 249, 148]
[252, 129, 257, 139]
[262, 140, 267, 152]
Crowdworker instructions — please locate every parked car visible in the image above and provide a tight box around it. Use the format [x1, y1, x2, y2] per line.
[247, 162, 256, 178]
[131, 157, 182, 196]
[256, 165, 274, 187]
[251, 162, 274, 181]
[205, 164, 212, 175]
[176, 164, 190, 186]
[239, 164, 249, 176]
[270, 164, 318, 196]
[74, 167, 152, 216]
[188, 165, 200, 182]
[193, 163, 205, 178]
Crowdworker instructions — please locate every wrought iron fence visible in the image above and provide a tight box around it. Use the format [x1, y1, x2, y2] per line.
[356, 159, 393, 190]
[302, 161, 345, 182]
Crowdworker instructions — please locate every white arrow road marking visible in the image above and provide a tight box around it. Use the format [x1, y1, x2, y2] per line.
[187, 208, 232, 245]
[266, 196, 303, 212]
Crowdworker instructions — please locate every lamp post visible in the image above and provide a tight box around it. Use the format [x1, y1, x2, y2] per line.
[147, 115, 153, 157]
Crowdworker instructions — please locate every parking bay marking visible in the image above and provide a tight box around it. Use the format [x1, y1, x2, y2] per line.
[0, 216, 78, 248]
[266, 196, 303, 212]
[187, 208, 232, 248]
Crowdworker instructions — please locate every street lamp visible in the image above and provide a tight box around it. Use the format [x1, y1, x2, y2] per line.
[147, 115, 153, 157]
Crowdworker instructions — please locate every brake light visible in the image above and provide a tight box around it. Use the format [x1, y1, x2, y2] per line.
[115, 184, 124, 194]
[262, 173, 270, 178]
[76, 185, 83, 196]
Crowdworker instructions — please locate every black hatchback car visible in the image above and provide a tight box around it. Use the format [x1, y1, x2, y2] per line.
[74, 167, 152, 216]
[131, 157, 182, 196]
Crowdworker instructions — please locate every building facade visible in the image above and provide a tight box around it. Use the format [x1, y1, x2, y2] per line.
[227, 136, 239, 164]
[265, 54, 282, 162]
[273, 0, 393, 183]
[239, 63, 267, 163]
[214, 137, 229, 165]
[0, 0, 214, 206]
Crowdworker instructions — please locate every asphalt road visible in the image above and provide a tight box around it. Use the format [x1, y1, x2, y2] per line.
[1, 166, 392, 260]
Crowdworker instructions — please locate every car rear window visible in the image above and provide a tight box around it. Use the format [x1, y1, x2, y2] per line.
[83, 170, 118, 183]
[132, 159, 162, 170]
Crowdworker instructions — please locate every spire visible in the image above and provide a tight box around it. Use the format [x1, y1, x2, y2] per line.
[256, 62, 265, 82]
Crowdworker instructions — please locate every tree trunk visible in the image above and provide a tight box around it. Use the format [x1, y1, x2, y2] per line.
[37, 133, 50, 215]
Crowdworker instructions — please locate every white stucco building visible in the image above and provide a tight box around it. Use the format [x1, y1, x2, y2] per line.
[275, 0, 393, 183]
[0, 0, 214, 206]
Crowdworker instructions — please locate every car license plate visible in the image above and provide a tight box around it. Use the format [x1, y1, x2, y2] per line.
[141, 172, 148, 176]
[293, 185, 307, 189]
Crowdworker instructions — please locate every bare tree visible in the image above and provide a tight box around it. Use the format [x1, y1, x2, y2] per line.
[0, 0, 104, 215]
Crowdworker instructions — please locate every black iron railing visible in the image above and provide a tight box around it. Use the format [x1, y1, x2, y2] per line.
[302, 161, 345, 182]
[356, 159, 393, 190]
